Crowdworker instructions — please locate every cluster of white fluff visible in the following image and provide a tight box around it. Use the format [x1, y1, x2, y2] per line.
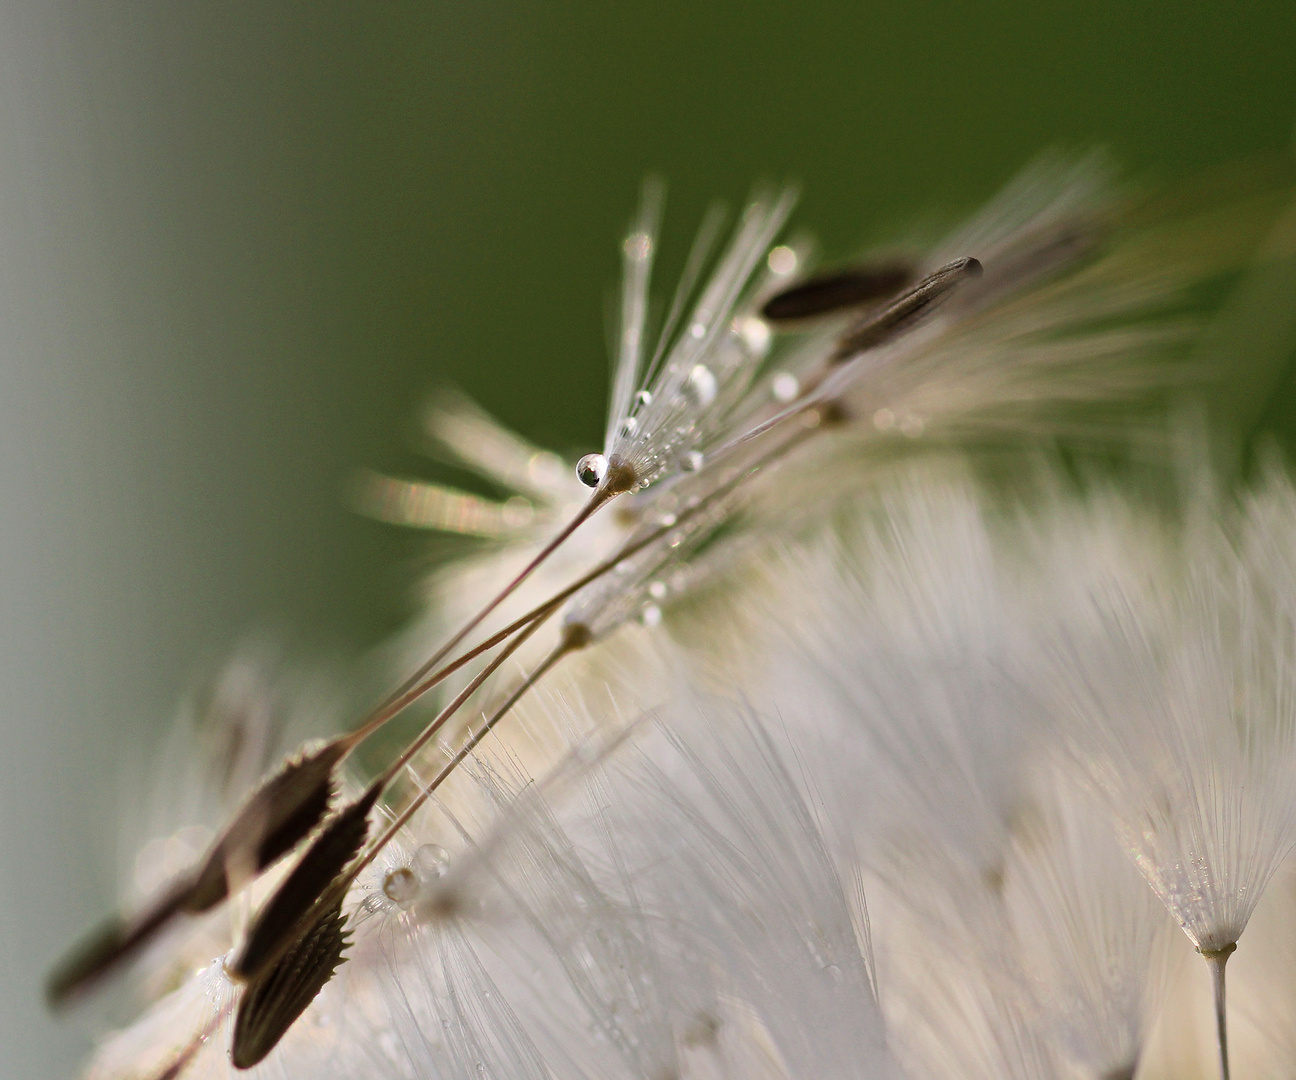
[63, 155, 1296, 1080]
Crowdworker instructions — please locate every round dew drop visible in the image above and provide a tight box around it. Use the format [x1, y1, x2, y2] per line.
[771, 372, 800, 403]
[681, 450, 704, 472]
[415, 844, 449, 878]
[576, 453, 609, 488]
[620, 416, 639, 437]
[383, 866, 419, 908]
[623, 232, 652, 261]
[635, 390, 653, 407]
[683, 365, 718, 408]
[767, 244, 798, 276]
[736, 316, 772, 358]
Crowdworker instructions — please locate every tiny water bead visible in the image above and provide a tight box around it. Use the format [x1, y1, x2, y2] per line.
[771, 372, 800, 403]
[415, 844, 449, 879]
[683, 365, 717, 408]
[767, 244, 798, 276]
[620, 416, 639, 438]
[899, 413, 927, 438]
[681, 450, 704, 472]
[622, 231, 653, 262]
[736, 315, 772, 358]
[383, 866, 419, 908]
[577, 453, 609, 488]
[635, 389, 653, 408]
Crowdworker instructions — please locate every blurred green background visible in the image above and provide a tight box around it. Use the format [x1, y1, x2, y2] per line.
[0, 1, 1293, 1074]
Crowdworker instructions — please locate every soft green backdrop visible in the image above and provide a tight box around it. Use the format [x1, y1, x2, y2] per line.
[1, 2, 1293, 1074]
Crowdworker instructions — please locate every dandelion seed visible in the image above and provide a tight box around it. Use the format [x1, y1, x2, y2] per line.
[1041, 464, 1296, 1080]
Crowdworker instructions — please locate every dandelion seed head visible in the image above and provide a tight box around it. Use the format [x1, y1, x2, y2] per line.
[60, 155, 1296, 1080]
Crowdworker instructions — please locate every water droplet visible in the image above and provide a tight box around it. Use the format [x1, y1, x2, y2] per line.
[681, 450, 704, 472]
[415, 843, 450, 879]
[576, 453, 608, 487]
[654, 512, 677, 528]
[872, 408, 896, 432]
[383, 866, 419, 908]
[635, 389, 653, 407]
[683, 365, 717, 408]
[688, 321, 707, 340]
[639, 604, 663, 628]
[623, 232, 652, 261]
[620, 416, 639, 438]
[767, 245, 798, 276]
[736, 316, 771, 358]
[771, 372, 800, 403]
[648, 580, 668, 600]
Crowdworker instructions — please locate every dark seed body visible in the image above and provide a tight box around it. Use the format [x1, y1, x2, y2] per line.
[760, 262, 913, 322]
[186, 739, 348, 912]
[45, 739, 346, 1007]
[231, 781, 381, 982]
[831, 256, 982, 362]
[232, 899, 350, 1069]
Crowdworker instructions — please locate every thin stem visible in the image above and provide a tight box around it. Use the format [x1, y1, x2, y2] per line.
[347, 425, 822, 883]
[1202, 943, 1236, 1080]
[337, 419, 819, 758]
[376, 611, 553, 790]
[241, 616, 556, 973]
[360, 631, 579, 880]
[343, 485, 615, 750]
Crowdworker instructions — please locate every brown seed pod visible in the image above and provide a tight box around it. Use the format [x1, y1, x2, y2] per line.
[231, 780, 382, 982]
[46, 738, 346, 1006]
[830, 256, 982, 361]
[760, 260, 913, 322]
[231, 898, 350, 1069]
